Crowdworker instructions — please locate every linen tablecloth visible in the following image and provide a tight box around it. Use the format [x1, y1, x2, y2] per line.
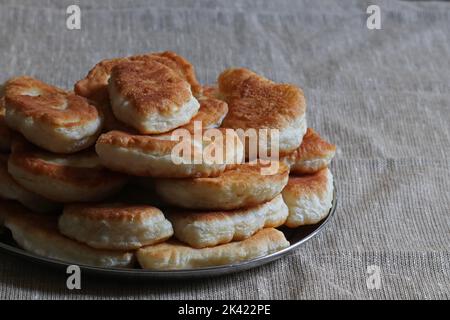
[0, 0, 449, 299]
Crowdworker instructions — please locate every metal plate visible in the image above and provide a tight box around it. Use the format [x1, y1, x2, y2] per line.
[0, 187, 337, 279]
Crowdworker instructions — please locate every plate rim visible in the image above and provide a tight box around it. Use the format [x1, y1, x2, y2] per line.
[0, 184, 337, 279]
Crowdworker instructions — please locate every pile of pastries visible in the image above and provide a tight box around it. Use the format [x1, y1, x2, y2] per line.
[0, 52, 335, 270]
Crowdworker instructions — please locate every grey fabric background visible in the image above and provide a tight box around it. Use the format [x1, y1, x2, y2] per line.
[0, 0, 449, 299]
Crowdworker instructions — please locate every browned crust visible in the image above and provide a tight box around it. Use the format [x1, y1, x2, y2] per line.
[110, 60, 192, 116]
[167, 199, 271, 222]
[0, 96, 5, 116]
[6, 211, 134, 259]
[218, 68, 306, 129]
[75, 57, 128, 103]
[94, 94, 226, 133]
[202, 85, 222, 99]
[171, 161, 289, 189]
[4, 77, 99, 127]
[63, 203, 163, 222]
[74, 51, 202, 103]
[152, 51, 202, 97]
[281, 128, 336, 160]
[96, 130, 179, 154]
[0, 97, 12, 144]
[284, 168, 330, 197]
[138, 228, 287, 261]
[97, 127, 232, 154]
[9, 140, 125, 187]
[93, 99, 131, 132]
[169, 210, 235, 222]
[180, 97, 228, 131]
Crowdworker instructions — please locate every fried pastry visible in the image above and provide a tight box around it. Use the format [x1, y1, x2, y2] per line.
[167, 194, 288, 248]
[218, 68, 307, 154]
[108, 60, 200, 134]
[96, 128, 243, 178]
[8, 140, 127, 203]
[0, 96, 12, 151]
[4, 76, 102, 153]
[281, 128, 336, 174]
[137, 228, 289, 270]
[282, 168, 334, 227]
[59, 203, 173, 250]
[5, 211, 134, 268]
[155, 162, 289, 210]
[0, 154, 58, 213]
[75, 51, 202, 103]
